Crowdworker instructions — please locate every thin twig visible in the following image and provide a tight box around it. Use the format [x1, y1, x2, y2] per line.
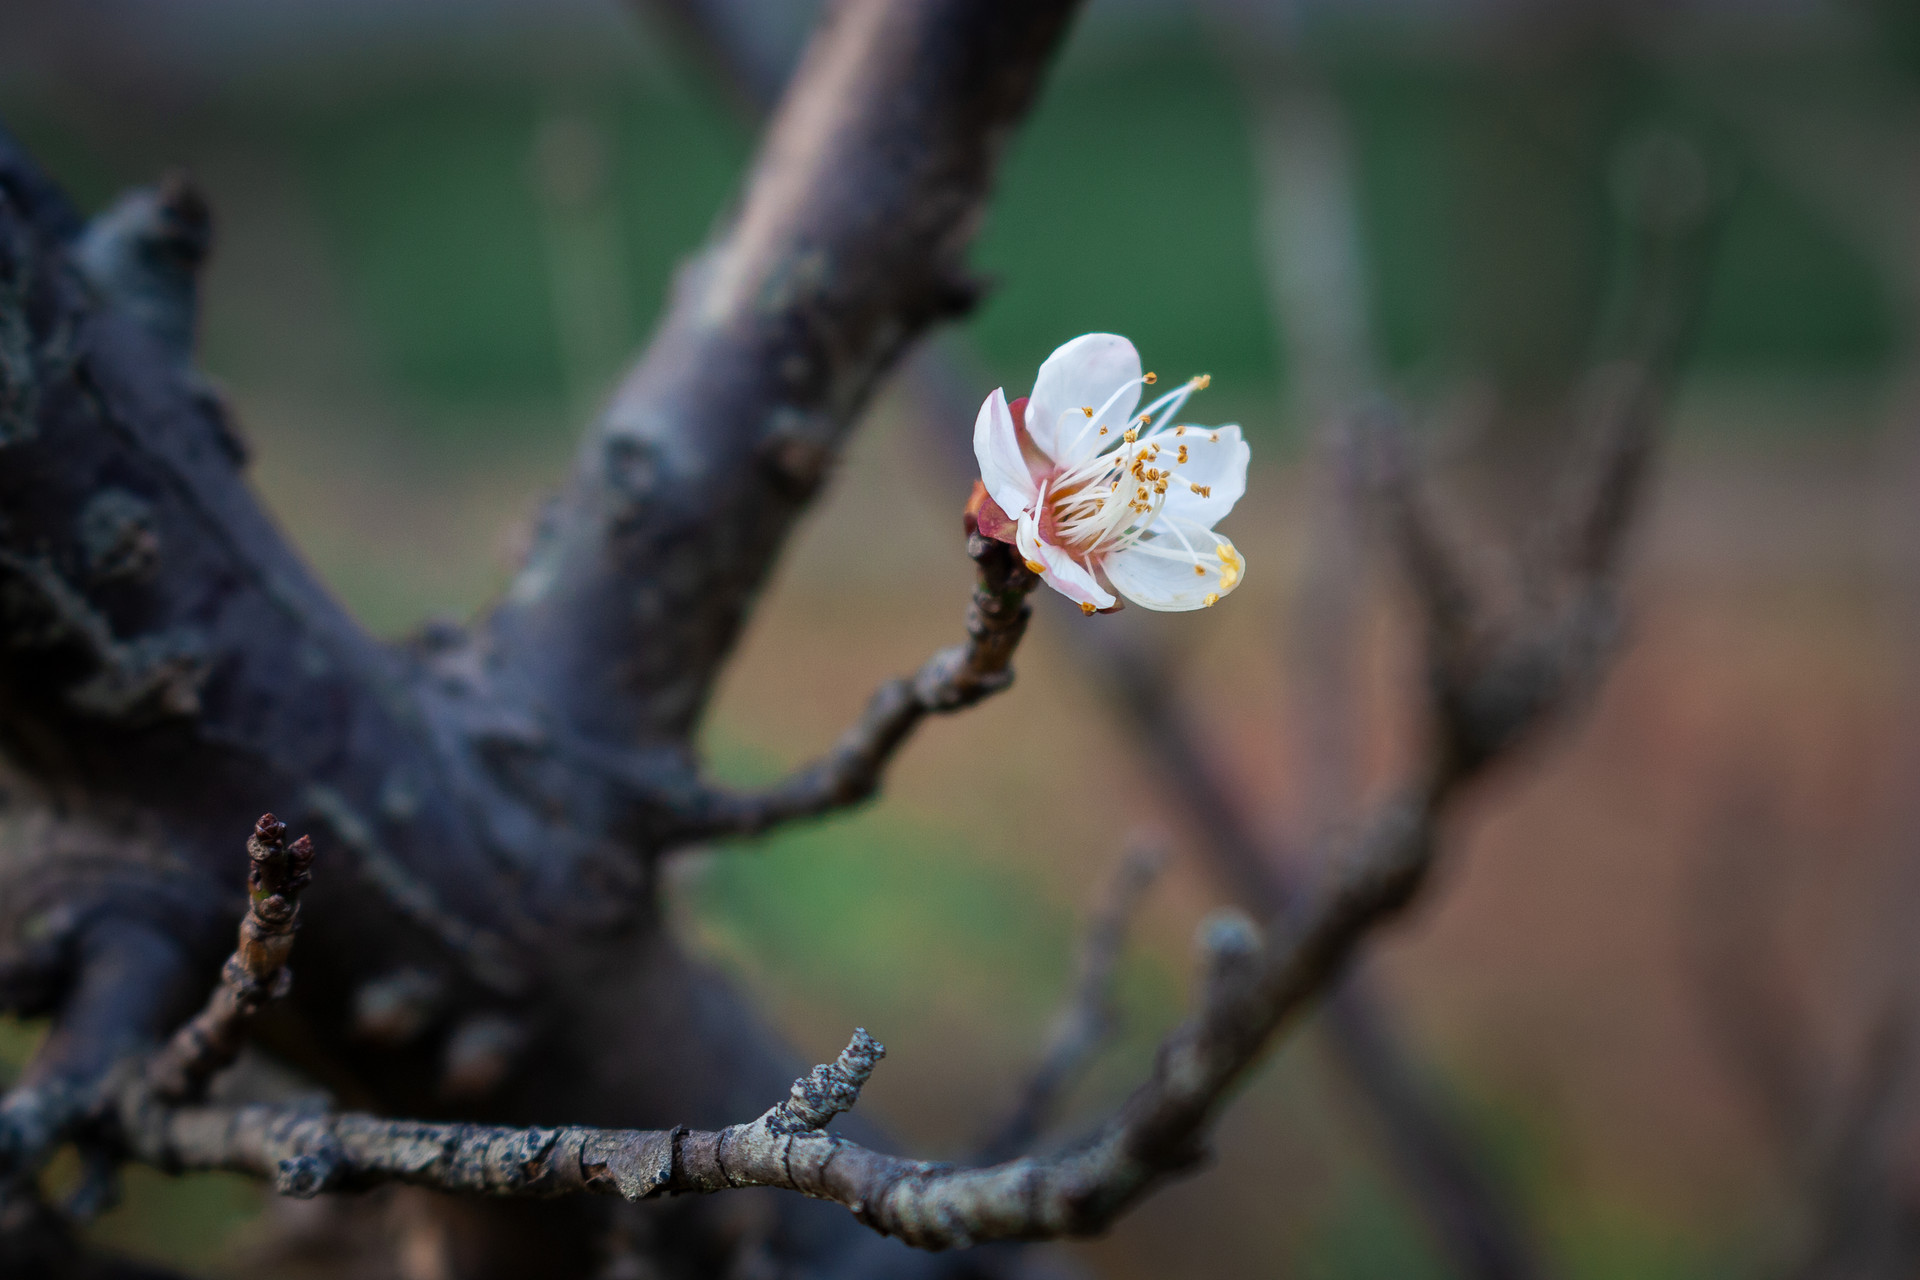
[132, 636, 1604, 1251]
[660, 532, 1038, 841]
[143, 815, 314, 1103]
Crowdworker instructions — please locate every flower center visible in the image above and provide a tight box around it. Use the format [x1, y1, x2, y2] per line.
[1031, 373, 1215, 565]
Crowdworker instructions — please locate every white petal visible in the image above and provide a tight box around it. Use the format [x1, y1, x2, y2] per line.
[973, 387, 1037, 517]
[1017, 509, 1115, 611]
[1105, 532, 1246, 612]
[1026, 333, 1142, 469]
[1153, 424, 1249, 530]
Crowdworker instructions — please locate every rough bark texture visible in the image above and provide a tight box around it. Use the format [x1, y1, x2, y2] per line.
[0, 2, 1081, 1275]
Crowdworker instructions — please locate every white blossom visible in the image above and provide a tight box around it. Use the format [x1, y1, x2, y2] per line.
[970, 333, 1249, 613]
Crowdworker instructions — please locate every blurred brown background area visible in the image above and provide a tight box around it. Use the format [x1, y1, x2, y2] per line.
[5, 0, 1919, 1275]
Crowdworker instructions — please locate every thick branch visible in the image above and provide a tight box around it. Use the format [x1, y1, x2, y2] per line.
[485, 0, 1082, 748]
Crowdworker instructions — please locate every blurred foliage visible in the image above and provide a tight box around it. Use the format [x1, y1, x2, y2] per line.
[969, 36, 1279, 401]
[4, 17, 1891, 438]
[261, 25, 1896, 415]
[286, 84, 747, 412]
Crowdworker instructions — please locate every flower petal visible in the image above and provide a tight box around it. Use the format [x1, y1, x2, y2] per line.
[1027, 333, 1142, 469]
[1017, 509, 1116, 612]
[965, 479, 1019, 543]
[1105, 531, 1246, 612]
[1154, 424, 1249, 530]
[974, 387, 1038, 518]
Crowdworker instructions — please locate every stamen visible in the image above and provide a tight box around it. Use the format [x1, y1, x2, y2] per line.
[1124, 427, 1138, 443]
[1191, 374, 1211, 389]
[1190, 483, 1211, 497]
[1216, 543, 1242, 591]
[1099, 426, 1108, 435]
[1204, 593, 1219, 607]
[1025, 559, 1045, 574]
[1177, 445, 1188, 464]
[1194, 565, 1205, 576]
[1144, 372, 1158, 384]
[1079, 601, 1096, 615]
[1065, 376, 1150, 457]
[1081, 406, 1094, 417]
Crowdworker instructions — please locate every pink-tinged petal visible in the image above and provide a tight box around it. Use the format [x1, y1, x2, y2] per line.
[1154, 424, 1250, 530]
[1006, 396, 1051, 485]
[1015, 508, 1115, 613]
[1037, 545, 1118, 614]
[1105, 533, 1246, 612]
[1026, 333, 1142, 469]
[974, 387, 1037, 518]
[964, 480, 1019, 543]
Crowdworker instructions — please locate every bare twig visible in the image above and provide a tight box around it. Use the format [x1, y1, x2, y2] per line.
[120, 350, 1661, 1242]
[976, 839, 1163, 1164]
[132, 774, 1462, 1251]
[132, 599, 1620, 1251]
[660, 532, 1038, 841]
[620, 13, 1551, 1271]
[144, 814, 314, 1103]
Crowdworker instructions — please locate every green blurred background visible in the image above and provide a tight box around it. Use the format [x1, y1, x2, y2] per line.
[4, 0, 1917, 1275]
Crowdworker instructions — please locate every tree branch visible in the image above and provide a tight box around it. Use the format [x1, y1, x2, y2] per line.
[143, 814, 314, 1103]
[655, 531, 1038, 842]
[127, 770, 1496, 1251]
[483, 0, 1082, 749]
[125, 445, 1660, 1245]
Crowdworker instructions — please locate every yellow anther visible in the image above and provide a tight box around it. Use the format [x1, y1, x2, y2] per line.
[1025, 559, 1045, 574]
[1081, 406, 1094, 417]
[1079, 601, 1096, 615]
[1216, 544, 1242, 591]
[1176, 426, 1187, 436]
[1210, 432, 1219, 443]
[1203, 593, 1219, 607]
[1123, 427, 1138, 443]
[1144, 372, 1158, 384]
[1194, 564, 1205, 576]
[1177, 445, 1189, 463]
[1191, 374, 1211, 389]
[1099, 426, 1109, 435]
[1190, 483, 1211, 497]
[1140, 414, 1152, 427]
